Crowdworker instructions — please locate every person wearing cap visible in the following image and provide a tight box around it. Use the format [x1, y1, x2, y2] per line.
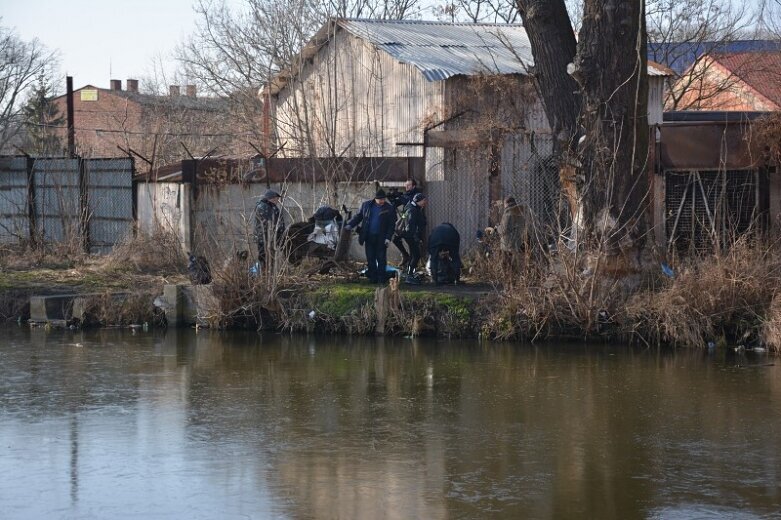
[345, 189, 397, 283]
[254, 189, 284, 267]
[398, 192, 428, 281]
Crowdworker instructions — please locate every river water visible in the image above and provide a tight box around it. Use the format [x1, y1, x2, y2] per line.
[0, 327, 779, 519]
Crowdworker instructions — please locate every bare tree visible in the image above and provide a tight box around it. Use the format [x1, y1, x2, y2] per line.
[517, 0, 649, 249]
[175, 0, 421, 146]
[647, 0, 758, 110]
[433, 0, 520, 23]
[0, 22, 58, 153]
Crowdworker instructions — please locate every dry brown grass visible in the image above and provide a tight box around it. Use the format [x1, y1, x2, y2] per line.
[82, 289, 165, 327]
[627, 239, 781, 347]
[104, 228, 186, 276]
[761, 294, 781, 352]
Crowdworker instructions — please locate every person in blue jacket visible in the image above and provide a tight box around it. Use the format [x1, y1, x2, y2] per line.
[345, 189, 397, 283]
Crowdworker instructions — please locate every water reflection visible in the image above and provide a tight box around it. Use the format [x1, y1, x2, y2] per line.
[0, 327, 779, 519]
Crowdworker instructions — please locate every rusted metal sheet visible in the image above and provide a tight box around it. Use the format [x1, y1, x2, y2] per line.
[659, 122, 765, 171]
[426, 130, 492, 147]
[142, 157, 421, 185]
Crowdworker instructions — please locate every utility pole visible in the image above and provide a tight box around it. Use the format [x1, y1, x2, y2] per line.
[66, 76, 75, 157]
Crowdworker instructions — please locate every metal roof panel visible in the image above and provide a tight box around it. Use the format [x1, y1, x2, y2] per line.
[339, 19, 533, 80]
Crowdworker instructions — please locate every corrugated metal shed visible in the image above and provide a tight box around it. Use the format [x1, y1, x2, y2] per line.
[271, 19, 673, 95]
[339, 19, 533, 81]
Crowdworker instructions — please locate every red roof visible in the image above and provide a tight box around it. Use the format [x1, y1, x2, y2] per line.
[713, 52, 781, 107]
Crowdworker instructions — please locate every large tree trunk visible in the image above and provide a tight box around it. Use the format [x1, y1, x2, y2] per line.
[517, 0, 650, 252]
[573, 0, 649, 249]
[516, 0, 579, 146]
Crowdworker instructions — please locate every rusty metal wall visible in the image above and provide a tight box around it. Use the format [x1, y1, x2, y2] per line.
[0, 157, 30, 243]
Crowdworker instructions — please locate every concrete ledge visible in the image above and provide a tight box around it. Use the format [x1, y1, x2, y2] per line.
[29, 292, 128, 326]
[162, 283, 212, 327]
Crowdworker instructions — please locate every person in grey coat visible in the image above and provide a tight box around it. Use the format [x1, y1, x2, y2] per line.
[255, 189, 284, 266]
[497, 196, 528, 271]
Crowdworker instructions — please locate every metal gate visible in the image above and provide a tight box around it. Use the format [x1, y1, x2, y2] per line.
[85, 158, 134, 253]
[665, 169, 758, 253]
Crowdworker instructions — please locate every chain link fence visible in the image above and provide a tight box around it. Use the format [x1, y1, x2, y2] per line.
[500, 132, 560, 236]
[0, 156, 135, 252]
[425, 132, 561, 250]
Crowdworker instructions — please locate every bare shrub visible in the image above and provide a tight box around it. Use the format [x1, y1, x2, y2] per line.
[104, 228, 186, 275]
[761, 294, 781, 352]
[83, 290, 164, 327]
[628, 239, 781, 346]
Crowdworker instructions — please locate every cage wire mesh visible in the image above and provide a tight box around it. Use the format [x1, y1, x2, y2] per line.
[423, 132, 561, 250]
[501, 132, 560, 237]
[665, 169, 758, 254]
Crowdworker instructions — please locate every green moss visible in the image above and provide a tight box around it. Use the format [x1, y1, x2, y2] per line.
[402, 292, 471, 321]
[309, 283, 376, 316]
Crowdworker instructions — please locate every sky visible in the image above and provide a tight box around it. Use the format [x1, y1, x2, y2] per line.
[4, 0, 767, 94]
[2, 0, 243, 92]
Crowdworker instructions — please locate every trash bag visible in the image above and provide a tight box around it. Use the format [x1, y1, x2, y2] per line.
[187, 253, 212, 285]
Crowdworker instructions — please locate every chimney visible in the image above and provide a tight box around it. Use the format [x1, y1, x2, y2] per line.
[126, 79, 138, 92]
[110, 79, 122, 91]
[185, 84, 197, 97]
[169, 85, 180, 97]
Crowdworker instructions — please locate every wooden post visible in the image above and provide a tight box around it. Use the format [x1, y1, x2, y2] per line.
[66, 76, 75, 158]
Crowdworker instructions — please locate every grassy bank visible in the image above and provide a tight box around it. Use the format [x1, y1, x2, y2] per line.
[281, 281, 480, 338]
[3, 232, 780, 352]
[0, 231, 188, 323]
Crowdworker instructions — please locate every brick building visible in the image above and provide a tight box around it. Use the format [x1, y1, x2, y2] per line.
[672, 52, 781, 111]
[50, 80, 248, 164]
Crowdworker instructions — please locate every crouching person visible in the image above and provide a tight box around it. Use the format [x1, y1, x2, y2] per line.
[428, 222, 461, 285]
[345, 189, 397, 284]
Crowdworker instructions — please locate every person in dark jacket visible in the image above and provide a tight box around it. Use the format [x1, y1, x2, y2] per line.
[428, 222, 461, 285]
[254, 189, 284, 266]
[391, 178, 421, 267]
[399, 193, 428, 279]
[345, 189, 397, 283]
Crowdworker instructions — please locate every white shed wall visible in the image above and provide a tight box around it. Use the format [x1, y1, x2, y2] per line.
[274, 29, 443, 158]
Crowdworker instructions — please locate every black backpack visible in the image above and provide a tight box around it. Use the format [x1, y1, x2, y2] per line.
[395, 203, 412, 236]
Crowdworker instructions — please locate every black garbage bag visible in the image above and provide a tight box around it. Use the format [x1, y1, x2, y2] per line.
[187, 253, 212, 285]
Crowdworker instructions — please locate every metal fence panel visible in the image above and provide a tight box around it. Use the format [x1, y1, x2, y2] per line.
[34, 158, 81, 245]
[86, 158, 134, 253]
[0, 157, 30, 243]
[665, 169, 758, 253]
[0, 156, 134, 252]
[425, 147, 490, 251]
